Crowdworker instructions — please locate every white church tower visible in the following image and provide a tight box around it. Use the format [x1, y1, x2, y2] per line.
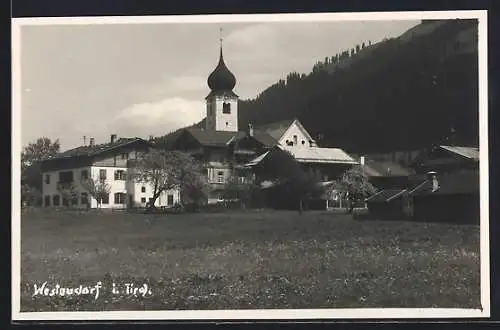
[205, 32, 239, 132]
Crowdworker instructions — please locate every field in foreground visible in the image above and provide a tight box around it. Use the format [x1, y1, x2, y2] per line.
[20, 209, 481, 311]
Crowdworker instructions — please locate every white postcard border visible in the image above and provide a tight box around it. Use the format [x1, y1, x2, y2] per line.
[11, 10, 490, 321]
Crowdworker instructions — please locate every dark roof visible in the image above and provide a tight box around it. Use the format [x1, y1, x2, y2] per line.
[207, 47, 236, 94]
[365, 189, 406, 203]
[183, 127, 278, 148]
[361, 158, 415, 177]
[408, 170, 479, 196]
[185, 128, 238, 147]
[50, 137, 147, 159]
[255, 119, 295, 141]
[251, 130, 279, 147]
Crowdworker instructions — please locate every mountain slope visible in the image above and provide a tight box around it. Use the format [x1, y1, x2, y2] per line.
[237, 19, 478, 153]
[155, 19, 479, 153]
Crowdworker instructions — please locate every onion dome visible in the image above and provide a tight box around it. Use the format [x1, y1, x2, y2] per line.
[207, 47, 236, 92]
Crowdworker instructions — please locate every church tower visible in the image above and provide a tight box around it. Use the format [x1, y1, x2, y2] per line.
[205, 32, 239, 132]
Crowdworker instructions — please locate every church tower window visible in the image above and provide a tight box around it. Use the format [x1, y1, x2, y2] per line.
[222, 102, 231, 114]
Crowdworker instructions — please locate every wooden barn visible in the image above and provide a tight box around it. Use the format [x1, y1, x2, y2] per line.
[404, 170, 480, 224]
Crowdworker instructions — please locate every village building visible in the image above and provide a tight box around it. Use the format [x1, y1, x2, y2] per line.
[40, 136, 180, 209]
[169, 44, 358, 204]
[365, 145, 480, 223]
[357, 155, 416, 190]
[41, 41, 358, 209]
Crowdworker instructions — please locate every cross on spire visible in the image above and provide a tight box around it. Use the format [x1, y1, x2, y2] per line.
[219, 27, 223, 47]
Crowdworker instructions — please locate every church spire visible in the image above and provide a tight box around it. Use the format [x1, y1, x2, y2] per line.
[207, 27, 236, 94]
[220, 27, 223, 48]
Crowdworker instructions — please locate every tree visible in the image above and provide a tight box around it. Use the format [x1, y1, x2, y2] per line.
[131, 149, 206, 209]
[221, 176, 258, 210]
[254, 148, 323, 213]
[21, 137, 60, 169]
[81, 178, 111, 208]
[356, 44, 360, 53]
[362, 42, 366, 49]
[334, 166, 377, 213]
[21, 137, 60, 205]
[57, 182, 78, 208]
[21, 184, 42, 207]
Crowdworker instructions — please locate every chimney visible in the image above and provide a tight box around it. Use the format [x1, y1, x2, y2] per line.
[89, 137, 95, 147]
[248, 123, 254, 137]
[110, 134, 117, 144]
[360, 156, 365, 165]
[427, 171, 440, 192]
[83, 136, 87, 146]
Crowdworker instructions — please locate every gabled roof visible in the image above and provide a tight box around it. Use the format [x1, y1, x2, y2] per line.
[361, 158, 415, 177]
[278, 145, 358, 164]
[183, 128, 276, 149]
[246, 145, 358, 167]
[439, 145, 479, 160]
[49, 137, 148, 160]
[255, 118, 316, 145]
[255, 119, 295, 141]
[184, 128, 240, 147]
[251, 131, 279, 147]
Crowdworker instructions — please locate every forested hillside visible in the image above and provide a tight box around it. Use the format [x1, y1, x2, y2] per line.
[155, 19, 479, 153]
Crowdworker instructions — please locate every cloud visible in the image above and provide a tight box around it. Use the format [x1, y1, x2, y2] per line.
[110, 97, 205, 138]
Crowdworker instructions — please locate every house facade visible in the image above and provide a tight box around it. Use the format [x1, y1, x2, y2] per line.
[41, 137, 180, 209]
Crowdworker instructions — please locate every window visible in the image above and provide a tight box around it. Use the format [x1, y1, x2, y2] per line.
[141, 197, 146, 203]
[101, 193, 109, 204]
[225, 121, 228, 126]
[293, 135, 298, 145]
[81, 170, 88, 180]
[59, 171, 73, 183]
[217, 171, 224, 184]
[53, 195, 60, 206]
[71, 195, 78, 206]
[141, 186, 146, 193]
[99, 169, 107, 180]
[62, 197, 69, 207]
[222, 102, 231, 114]
[44, 195, 50, 207]
[121, 153, 129, 160]
[114, 192, 126, 204]
[81, 192, 88, 205]
[44, 174, 50, 184]
[167, 194, 174, 206]
[114, 170, 126, 180]
[301, 140, 305, 145]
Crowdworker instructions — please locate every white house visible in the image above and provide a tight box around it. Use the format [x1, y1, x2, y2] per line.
[41, 136, 180, 209]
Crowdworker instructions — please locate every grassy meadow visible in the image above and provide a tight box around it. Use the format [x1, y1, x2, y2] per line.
[19, 208, 481, 311]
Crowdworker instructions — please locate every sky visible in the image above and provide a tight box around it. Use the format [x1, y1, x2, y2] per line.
[19, 18, 419, 151]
